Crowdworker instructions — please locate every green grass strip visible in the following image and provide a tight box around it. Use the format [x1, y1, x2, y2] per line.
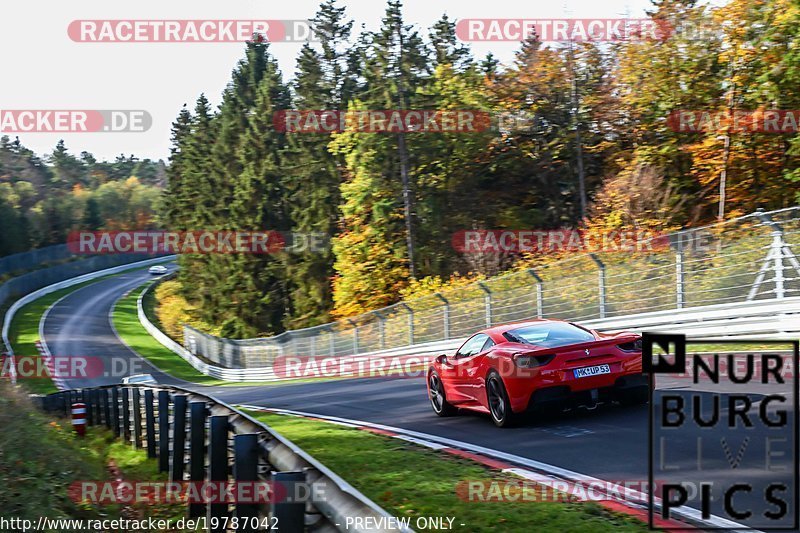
[245, 411, 651, 533]
[113, 281, 343, 387]
[111, 283, 228, 385]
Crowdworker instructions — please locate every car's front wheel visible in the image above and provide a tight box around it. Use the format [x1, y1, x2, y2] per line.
[428, 370, 457, 417]
[486, 370, 518, 428]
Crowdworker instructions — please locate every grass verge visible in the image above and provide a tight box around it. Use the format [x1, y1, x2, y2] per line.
[0, 380, 184, 524]
[112, 282, 228, 386]
[113, 282, 344, 387]
[245, 410, 651, 533]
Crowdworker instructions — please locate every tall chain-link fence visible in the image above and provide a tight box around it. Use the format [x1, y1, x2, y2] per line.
[184, 206, 800, 369]
[0, 252, 167, 314]
[0, 244, 74, 278]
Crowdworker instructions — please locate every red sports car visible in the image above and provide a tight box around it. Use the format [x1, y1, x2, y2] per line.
[426, 319, 648, 427]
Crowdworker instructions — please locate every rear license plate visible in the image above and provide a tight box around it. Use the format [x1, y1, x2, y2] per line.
[573, 364, 611, 379]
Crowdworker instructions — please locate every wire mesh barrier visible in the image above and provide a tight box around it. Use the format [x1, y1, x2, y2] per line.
[0, 252, 167, 313]
[0, 244, 75, 277]
[183, 207, 800, 368]
[37, 385, 403, 533]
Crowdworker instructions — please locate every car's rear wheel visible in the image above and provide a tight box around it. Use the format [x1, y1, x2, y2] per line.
[486, 370, 517, 428]
[428, 370, 457, 417]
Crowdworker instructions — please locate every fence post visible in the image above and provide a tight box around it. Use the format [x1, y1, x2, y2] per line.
[121, 387, 131, 443]
[590, 254, 606, 319]
[399, 303, 414, 345]
[675, 250, 685, 309]
[328, 325, 336, 356]
[189, 401, 208, 518]
[111, 387, 120, 437]
[144, 389, 156, 458]
[478, 282, 492, 327]
[234, 434, 260, 530]
[208, 415, 229, 530]
[373, 311, 386, 350]
[171, 395, 188, 482]
[132, 388, 143, 448]
[158, 390, 170, 473]
[347, 319, 359, 355]
[434, 293, 450, 340]
[528, 269, 544, 318]
[272, 471, 306, 532]
[747, 209, 800, 300]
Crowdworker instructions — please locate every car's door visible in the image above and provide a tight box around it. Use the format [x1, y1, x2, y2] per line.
[458, 336, 497, 402]
[450, 334, 495, 402]
[439, 334, 487, 402]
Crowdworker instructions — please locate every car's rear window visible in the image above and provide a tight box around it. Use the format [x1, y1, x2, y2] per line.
[504, 323, 594, 348]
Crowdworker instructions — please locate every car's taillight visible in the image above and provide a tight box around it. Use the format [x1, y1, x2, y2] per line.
[617, 339, 643, 352]
[513, 353, 555, 368]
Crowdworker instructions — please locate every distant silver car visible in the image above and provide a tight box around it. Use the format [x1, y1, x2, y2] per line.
[122, 373, 157, 385]
[148, 265, 168, 275]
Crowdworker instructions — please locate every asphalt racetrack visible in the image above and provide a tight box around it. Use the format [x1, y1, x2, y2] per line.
[41, 267, 797, 529]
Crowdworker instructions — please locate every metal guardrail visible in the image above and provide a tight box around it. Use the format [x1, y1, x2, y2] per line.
[38, 384, 410, 533]
[2, 256, 175, 385]
[183, 207, 800, 368]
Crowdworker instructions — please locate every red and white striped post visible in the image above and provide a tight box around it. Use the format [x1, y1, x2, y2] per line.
[71, 402, 86, 437]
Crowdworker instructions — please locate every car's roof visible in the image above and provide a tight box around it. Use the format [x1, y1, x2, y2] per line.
[479, 318, 569, 337]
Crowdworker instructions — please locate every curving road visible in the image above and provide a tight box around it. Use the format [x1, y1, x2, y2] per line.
[41, 267, 796, 529]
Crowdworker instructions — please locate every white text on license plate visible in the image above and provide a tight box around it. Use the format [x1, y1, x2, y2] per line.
[573, 364, 611, 379]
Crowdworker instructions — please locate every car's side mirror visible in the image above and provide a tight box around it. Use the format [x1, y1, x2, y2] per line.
[436, 353, 451, 365]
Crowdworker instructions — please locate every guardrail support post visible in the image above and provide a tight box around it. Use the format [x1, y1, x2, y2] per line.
[93, 389, 102, 426]
[102, 389, 111, 429]
[434, 293, 450, 340]
[528, 269, 543, 318]
[208, 415, 229, 529]
[132, 388, 143, 448]
[171, 395, 188, 482]
[478, 282, 492, 327]
[158, 390, 170, 472]
[111, 387, 120, 437]
[189, 401, 208, 518]
[590, 254, 606, 319]
[233, 434, 260, 530]
[121, 387, 131, 443]
[675, 250, 685, 309]
[85, 390, 94, 426]
[59, 392, 66, 416]
[272, 471, 306, 533]
[144, 389, 156, 458]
